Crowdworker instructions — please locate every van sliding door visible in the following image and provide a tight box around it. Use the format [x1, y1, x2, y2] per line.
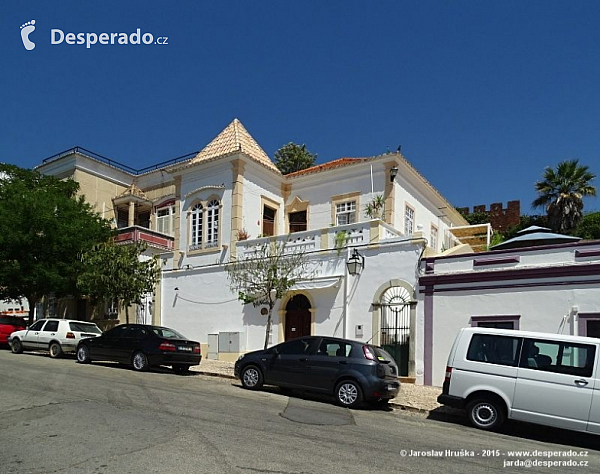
[513, 338, 595, 432]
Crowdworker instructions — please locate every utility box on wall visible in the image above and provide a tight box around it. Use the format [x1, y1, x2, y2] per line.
[207, 333, 219, 360]
[218, 332, 246, 353]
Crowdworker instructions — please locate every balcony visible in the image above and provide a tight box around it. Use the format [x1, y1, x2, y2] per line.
[115, 226, 175, 251]
[237, 220, 404, 258]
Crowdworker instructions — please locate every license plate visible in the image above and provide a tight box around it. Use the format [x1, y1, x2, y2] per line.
[178, 346, 192, 352]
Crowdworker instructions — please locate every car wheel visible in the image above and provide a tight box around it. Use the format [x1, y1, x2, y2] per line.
[76, 345, 91, 364]
[241, 365, 263, 390]
[49, 342, 63, 359]
[466, 398, 505, 431]
[132, 351, 149, 371]
[335, 380, 363, 408]
[11, 339, 23, 354]
[172, 364, 190, 375]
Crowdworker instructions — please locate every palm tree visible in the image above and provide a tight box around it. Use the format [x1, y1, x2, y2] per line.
[532, 159, 596, 233]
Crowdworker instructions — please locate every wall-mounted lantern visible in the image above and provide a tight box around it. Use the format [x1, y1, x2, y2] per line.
[389, 166, 399, 183]
[346, 248, 365, 276]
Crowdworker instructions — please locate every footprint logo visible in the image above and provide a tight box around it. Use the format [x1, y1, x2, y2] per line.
[20, 20, 36, 51]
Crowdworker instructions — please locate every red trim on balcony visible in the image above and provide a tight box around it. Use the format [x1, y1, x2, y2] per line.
[115, 226, 174, 250]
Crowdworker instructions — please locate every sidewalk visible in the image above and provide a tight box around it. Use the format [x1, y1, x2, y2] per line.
[192, 358, 442, 412]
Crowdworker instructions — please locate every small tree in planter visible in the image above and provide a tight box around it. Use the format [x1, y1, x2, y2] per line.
[365, 195, 385, 219]
[226, 240, 315, 349]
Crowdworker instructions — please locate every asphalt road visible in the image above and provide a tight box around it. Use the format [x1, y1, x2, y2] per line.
[0, 349, 598, 473]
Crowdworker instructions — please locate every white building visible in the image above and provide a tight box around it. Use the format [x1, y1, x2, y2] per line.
[36, 118, 471, 381]
[419, 239, 600, 386]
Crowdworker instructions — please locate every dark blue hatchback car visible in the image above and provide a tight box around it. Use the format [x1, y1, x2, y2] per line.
[234, 336, 400, 408]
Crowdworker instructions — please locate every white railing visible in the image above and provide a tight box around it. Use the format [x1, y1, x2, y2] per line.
[237, 220, 408, 258]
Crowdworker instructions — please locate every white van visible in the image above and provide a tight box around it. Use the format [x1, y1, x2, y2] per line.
[438, 327, 600, 434]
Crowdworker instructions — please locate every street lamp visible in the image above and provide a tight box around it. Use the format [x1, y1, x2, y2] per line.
[346, 248, 364, 276]
[389, 166, 399, 183]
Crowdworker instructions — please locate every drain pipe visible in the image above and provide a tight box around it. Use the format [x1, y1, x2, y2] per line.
[342, 246, 350, 339]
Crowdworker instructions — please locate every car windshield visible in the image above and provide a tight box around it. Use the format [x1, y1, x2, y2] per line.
[69, 322, 102, 334]
[152, 327, 186, 339]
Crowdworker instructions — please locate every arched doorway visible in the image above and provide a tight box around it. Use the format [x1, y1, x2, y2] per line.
[285, 294, 311, 340]
[380, 286, 412, 376]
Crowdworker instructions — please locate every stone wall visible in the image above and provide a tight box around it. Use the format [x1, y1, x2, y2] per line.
[457, 200, 520, 232]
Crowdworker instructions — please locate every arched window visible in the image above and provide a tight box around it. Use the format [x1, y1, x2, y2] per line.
[191, 203, 203, 249]
[206, 199, 219, 247]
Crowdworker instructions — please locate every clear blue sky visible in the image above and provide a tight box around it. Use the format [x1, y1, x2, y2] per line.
[2, 1, 599, 213]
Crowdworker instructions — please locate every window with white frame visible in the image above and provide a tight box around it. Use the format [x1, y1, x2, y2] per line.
[189, 199, 221, 251]
[404, 205, 415, 235]
[430, 225, 438, 250]
[190, 203, 203, 249]
[336, 201, 356, 226]
[156, 204, 174, 236]
[206, 199, 219, 247]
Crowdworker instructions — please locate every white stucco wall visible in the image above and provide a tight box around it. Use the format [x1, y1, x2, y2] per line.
[287, 165, 374, 231]
[421, 242, 600, 387]
[160, 238, 424, 359]
[242, 163, 284, 239]
[177, 161, 233, 267]
[428, 285, 600, 387]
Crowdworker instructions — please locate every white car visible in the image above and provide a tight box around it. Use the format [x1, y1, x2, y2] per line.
[9, 318, 103, 358]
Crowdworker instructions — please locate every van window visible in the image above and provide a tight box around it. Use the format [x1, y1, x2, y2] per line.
[520, 339, 596, 377]
[466, 334, 521, 366]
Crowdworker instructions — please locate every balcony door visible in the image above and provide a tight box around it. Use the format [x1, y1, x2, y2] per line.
[263, 205, 276, 236]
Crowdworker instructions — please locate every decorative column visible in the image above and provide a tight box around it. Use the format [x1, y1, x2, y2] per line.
[230, 159, 245, 259]
[128, 201, 135, 227]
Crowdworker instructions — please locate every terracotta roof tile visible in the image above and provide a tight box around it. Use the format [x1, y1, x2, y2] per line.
[286, 157, 373, 177]
[191, 119, 279, 173]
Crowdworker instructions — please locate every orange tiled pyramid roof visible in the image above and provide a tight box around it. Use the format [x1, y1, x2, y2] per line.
[191, 119, 279, 173]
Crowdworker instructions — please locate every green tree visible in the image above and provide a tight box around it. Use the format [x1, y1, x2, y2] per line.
[78, 241, 161, 324]
[0, 164, 114, 324]
[532, 159, 597, 233]
[573, 211, 600, 240]
[457, 209, 490, 226]
[274, 143, 316, 175]
[226, 240, 315, 349]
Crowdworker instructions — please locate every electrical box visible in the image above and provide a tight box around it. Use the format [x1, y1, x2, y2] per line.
[218, 332, 246, 353]
[207, 333, 219, 360]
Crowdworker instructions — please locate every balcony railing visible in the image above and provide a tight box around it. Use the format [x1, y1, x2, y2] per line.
[237, 220, 404, 259]
[115, 226, 174, 250]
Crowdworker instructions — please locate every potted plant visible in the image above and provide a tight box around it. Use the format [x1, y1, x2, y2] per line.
[236, 228, 250, 241]
[365, 194, 385, 219]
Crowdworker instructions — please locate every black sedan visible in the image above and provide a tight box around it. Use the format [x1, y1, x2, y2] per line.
[234, 336, 400, 408]
[76, 324, 201, 374]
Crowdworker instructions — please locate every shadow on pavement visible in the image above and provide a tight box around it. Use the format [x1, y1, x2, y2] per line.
[230, 382, 394, 412]
[428, 407, 599, 450]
